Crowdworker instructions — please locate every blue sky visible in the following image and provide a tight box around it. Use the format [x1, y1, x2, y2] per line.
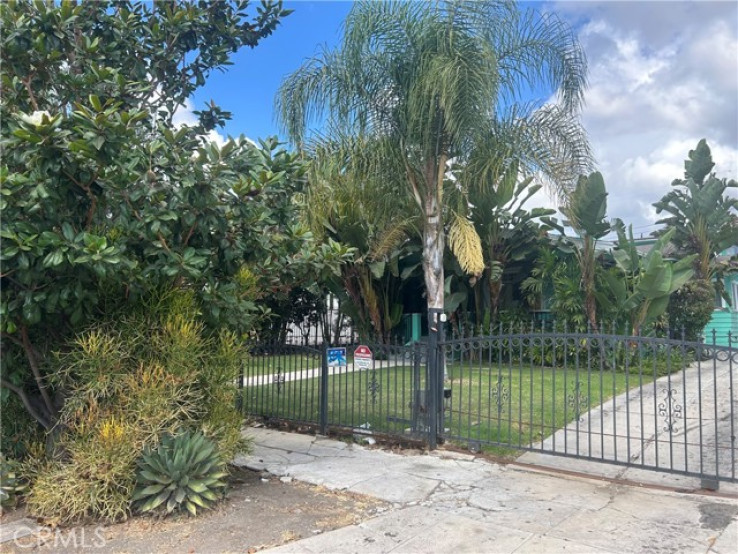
[191, 1, 352, 141]
[185, 1, 738, 234]
[191, 0, 548, 142]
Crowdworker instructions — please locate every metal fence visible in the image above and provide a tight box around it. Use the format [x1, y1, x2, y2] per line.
[241, 340, 431, 442]
[240, 326, 737, 486]
[440, 326, 737, 485]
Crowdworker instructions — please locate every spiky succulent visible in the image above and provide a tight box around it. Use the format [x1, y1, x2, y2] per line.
[1, 454, 28, 510]
[132, 431, 227, 516]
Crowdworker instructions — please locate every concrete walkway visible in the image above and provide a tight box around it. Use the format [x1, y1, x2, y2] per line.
[236, 427, 738, 554]
[242, 355, 410, 388]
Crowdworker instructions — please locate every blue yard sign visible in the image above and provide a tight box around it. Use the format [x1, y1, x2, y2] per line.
[327, 347, 347, 367]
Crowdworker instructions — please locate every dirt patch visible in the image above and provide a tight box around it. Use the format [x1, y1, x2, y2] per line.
[1, 467, 387, 553]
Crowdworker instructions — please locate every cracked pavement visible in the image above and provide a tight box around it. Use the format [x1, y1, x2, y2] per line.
[235, 427, 738, 554]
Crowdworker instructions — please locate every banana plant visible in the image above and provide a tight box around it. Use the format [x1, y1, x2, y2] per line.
[454, 159, 556, 325]
[653, 139, 738, 282]
[560, 171, 610, 330]
[604, 222, 695, 336]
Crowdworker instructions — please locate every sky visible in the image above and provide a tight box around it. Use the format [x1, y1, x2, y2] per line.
[182, 0, 738, 237]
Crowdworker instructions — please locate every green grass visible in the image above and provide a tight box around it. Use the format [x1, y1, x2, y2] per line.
[243, 361, 659, 452]
[243, 362, 419, 433]
[244, 352, 320, 376]
[443, 363, 643, 450]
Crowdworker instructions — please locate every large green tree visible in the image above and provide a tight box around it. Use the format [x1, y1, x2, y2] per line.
[653, 139, 738, 340]
[276, 0, 591, 323]
[461, 160, 556, 324]
[0, 0, 353, 432]
[605, 223, 695, 336]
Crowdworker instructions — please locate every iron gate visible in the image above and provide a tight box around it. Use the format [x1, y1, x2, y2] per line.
[241, 340, 432, 443]
[438, 326, 737, 486]
[241, 325, 737, 486]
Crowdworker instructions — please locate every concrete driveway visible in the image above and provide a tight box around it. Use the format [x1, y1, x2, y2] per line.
[519, 357, 737, 490]
[236, 427, 738, 554]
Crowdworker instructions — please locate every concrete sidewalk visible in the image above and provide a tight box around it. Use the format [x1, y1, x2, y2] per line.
[235, 427, 738, 554]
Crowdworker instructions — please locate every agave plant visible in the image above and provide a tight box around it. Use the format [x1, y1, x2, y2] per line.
[132, 431, 228, 517]
[1, 454, 28, 510]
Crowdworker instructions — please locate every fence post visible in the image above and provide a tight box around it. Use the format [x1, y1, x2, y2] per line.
[412, 341, 421, 433]
[319, 343, 329, 435]
[236, 359, 244, 414]
[427, 307, 444, 449]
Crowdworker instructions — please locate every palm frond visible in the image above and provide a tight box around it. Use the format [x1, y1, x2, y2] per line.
[369, 217, 415, 261]
[448, 212, 485, 276]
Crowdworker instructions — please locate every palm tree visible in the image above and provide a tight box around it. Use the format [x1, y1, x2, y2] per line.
[277, 0, 591, 324]
[304, 142, 419, 341]
[460, 159, 556, 324]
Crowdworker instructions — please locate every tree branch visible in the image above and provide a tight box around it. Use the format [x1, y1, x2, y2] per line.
[1, 378, 51, 430]
[20, 325, 56, 420]
[1, 331, 24, 349]
[157, 232, 172, 253]
[183, 220, 199, 246]
[22, 76, 39, 111]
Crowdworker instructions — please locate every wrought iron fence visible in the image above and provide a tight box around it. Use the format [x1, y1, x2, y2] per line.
[240, 323, 737, 486]
[241, 340, 431, 442]
[439, 326, 737, 485]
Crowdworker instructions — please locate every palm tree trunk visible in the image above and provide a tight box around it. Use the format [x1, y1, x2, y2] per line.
[422, 190, 444, 311]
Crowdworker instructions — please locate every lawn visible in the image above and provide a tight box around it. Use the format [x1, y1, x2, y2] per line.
[244, 351, 321, 376]
[242, 358, 657, 452]
[443, 363, 639, 450]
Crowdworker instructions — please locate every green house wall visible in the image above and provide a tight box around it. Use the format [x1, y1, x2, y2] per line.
[704, 271, 738, 346]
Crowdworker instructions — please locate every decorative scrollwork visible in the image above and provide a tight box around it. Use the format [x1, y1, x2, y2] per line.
[491, 374, 509, 415]
[658, 388, 683, 433]
[273, 368, 285, 394]
[567, 381, 589, 421]
[368, 371, 380, 405]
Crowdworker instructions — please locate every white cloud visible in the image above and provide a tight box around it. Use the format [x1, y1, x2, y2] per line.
[172, 98, 229, 147]
[536, 0, 738, 235]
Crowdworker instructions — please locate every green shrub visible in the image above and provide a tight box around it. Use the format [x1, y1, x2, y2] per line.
[1, 391, 42, 460]
[133, 431, 227, 517]
[26, 460, 134, 524]
[25, 289, 250, 524]
[1, 454, 28, 511]
[668, 279, 715, 342]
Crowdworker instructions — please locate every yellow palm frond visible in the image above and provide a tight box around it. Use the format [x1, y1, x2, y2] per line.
[448, 213, 484, 277]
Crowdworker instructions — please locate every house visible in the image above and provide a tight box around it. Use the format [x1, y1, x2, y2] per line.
[703, 246, 738, 347]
